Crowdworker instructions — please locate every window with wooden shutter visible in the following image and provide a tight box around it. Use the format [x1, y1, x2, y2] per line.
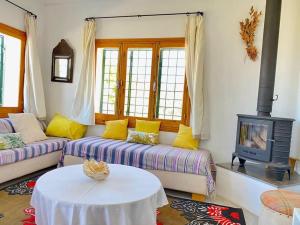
[95, 38, 190, 132]
[0, 23, 26, 117]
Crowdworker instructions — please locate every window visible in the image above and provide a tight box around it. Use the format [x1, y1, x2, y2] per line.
[95, 39, 190, 132]
[0, 23, 26, 117]
[95, 48, 119, 115]
[156, 48, 185, 121]
[124, 48, 152, 118]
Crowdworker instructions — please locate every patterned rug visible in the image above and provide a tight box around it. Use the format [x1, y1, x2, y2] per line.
[0, 176, 246, 225]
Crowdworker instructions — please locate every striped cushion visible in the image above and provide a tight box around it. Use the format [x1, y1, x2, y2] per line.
[261, 190, 300, 216]
[0, 118, 15, 134]
[0, 118, 48, 134]
[0, 137, 68, 166]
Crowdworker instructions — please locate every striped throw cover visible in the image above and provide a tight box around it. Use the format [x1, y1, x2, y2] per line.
[0, 137, 69, 166]
[0, 118, 47, 133]
[61, 136, 216, 194]
[0, 118, 15, 134]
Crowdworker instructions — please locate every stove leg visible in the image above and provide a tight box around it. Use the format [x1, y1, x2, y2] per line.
[239, 158, 246, 167]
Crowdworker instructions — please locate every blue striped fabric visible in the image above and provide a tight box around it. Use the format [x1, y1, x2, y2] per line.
[0, 118, 47, 133]
[0, 137, 69, 166]
[0, 118, 15, 133]
[61, 136, 216, 194]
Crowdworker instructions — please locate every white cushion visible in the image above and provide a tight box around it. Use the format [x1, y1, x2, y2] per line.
[8, 113, 47, 144]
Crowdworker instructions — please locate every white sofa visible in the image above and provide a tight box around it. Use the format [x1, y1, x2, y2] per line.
[60, 136, 216, 197]
[0, 118, 68, 183]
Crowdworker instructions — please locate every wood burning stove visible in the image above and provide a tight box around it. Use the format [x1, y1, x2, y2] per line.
[233, 115, 294, 174]
[234, 115, 294, 164]
[232, 0, 295, 181]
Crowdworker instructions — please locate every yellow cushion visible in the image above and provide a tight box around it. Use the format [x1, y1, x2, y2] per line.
[46, 114, 87, 140]
[102, 119, 128, 140]
[172, 124, 199, 150]
[135, 120, 161, 134]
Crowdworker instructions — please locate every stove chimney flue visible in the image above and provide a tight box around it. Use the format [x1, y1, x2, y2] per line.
[257, 0, 282, 117]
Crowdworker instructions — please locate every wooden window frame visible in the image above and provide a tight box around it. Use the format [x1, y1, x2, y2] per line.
[0, 23, 26, 118]
[95, 38, 190, 132]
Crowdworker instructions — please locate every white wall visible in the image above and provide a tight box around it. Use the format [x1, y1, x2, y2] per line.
[0, 0, 38, 31]
[40, 0, 299, 163]
[0, 0, 45, 63]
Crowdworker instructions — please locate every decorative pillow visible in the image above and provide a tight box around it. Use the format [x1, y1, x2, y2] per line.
[172, 124, 199, 150]
[46, 113, 87, 140]
[127, 131, 159, 145]
[0, 133, 25, 150]
[135, 120, 161, 134]
[102, 119, 128, 140]
[8, 113, 47, 144]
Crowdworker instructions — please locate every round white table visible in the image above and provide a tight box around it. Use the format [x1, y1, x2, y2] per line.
[31, 164, 168, 225]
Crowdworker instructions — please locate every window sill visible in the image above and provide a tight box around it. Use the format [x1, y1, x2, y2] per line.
[0, 107, 23, 118]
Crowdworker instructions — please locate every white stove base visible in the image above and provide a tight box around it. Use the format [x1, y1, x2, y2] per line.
[216, 165, 300, 216]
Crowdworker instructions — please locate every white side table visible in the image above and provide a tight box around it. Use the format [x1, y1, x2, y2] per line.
[293, 208, 300, 225]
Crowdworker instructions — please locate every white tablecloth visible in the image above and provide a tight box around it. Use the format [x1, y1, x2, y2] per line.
[31, 164, 168, 225]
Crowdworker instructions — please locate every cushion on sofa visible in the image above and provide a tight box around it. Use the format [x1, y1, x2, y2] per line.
[8, 113, 47, 144]
[135, 120, 161, 134]
[0, 137, 69, 166]
[46, 113, 87, 140]
[127, 130, 159, 145]
[0, 118, 47, 134]
[0, 118, 15, 134]
[0, 133, 25, 150]
[172, 124, 199, 150]
[102, 119, 128, 140]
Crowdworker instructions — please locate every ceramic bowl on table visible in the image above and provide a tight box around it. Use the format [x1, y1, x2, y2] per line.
[83, 159, 110, 181]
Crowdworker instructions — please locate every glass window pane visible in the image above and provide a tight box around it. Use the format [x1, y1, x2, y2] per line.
[124, 48, 152, 118]
[156, 48, 185, 121]
[0, 33, 21, 107]
[95, 48, 119, 115]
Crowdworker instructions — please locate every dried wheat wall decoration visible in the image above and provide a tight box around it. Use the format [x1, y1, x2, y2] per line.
[240, 6, 262, 61]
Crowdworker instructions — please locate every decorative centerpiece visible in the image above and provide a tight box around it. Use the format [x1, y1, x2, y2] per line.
[83, 159, 110, 181]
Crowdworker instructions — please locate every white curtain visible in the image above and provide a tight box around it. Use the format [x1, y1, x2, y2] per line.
[185, 15, 209, 139]
[24, 13, 46, 119]
[71, 20, 96, 125]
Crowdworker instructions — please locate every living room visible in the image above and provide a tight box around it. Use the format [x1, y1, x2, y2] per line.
[0, 0, 300, 224]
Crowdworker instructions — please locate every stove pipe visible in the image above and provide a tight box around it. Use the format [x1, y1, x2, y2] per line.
[257, 0, 282, 117]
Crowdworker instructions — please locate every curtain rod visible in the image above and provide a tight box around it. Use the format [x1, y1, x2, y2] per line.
[85, 11, 203, 21]
[4, 0, 37, 18]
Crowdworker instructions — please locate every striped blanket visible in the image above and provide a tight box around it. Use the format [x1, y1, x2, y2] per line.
[60, 136, 216, 194]
[0, 137, 69, 166]
[0, 118, 15, 133]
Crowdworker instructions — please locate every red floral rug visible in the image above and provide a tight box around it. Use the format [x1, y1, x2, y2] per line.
[169, 199, 246, 225]
[21, 207, 164, 225]
[0, 176, 246, 225]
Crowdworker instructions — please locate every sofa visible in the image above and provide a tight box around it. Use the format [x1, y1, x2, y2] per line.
[60, 136, 216, 197]
[0, 118, 68, 183]
[0, 116, 216, 198]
